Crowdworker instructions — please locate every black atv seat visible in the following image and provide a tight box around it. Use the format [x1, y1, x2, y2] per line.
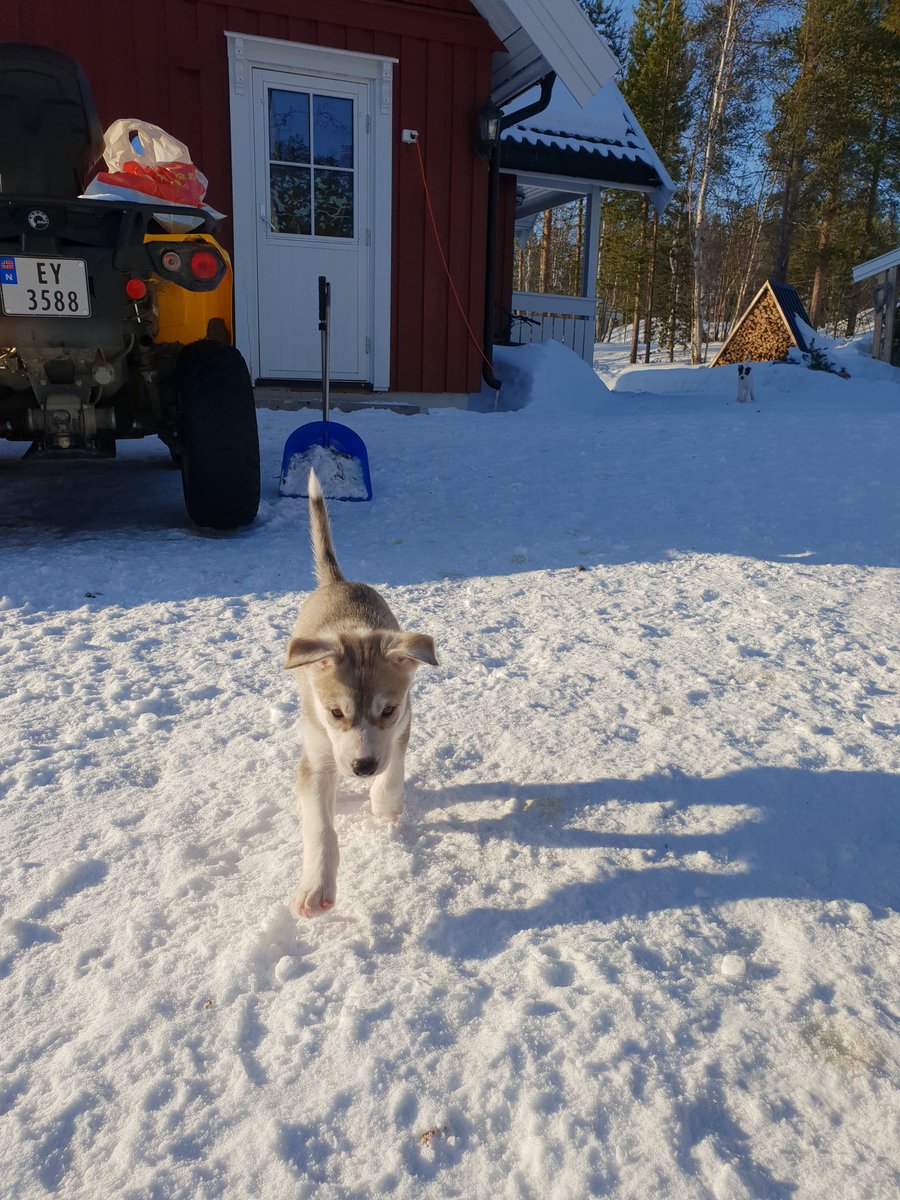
[0, 43, 103, 199]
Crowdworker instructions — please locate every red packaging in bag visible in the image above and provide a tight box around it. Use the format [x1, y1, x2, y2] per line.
[95, 160, 207, 207]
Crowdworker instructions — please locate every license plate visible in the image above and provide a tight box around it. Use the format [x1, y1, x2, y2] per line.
[0, 256, 90, 317]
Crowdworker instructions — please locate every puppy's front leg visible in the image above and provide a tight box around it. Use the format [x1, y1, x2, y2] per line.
[370, 715, 410, 822]
[291, 754, 339, 917]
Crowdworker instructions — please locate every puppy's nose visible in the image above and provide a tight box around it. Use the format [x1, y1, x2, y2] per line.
[352, 757, 378, 777]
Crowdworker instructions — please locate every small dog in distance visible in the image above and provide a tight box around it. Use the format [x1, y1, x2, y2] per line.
[737, 363, 755, 403]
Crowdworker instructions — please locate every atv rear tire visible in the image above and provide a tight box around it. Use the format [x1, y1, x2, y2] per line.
[177, 340, 260, 530]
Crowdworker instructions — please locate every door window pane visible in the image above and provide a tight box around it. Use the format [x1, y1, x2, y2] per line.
[314, 170, 353, 238]
[270, 165, 311, 234]
[266, 87, 354, 239]
[269, 90, 310, 163]
[313, 96, 353, 168]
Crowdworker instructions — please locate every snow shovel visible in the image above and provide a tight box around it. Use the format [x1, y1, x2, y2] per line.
[278, 276, 373, 501]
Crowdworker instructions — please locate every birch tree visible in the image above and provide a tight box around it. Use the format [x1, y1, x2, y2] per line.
[686, 0, 772, 363]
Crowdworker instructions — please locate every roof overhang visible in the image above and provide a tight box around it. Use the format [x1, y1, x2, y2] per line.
[512, 177, 598, 219]
[470, 0, 619, 105]
[852, 246, 900, 283]
[500, 79, 676, 214]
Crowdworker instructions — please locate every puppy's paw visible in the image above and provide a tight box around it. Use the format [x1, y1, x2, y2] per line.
[370, 784, 404, 823]
[290, 882, 336, 918]
[371, 805, 401, 824]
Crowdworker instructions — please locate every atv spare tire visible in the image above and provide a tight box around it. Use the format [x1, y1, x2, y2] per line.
[177, 340, 260, 530]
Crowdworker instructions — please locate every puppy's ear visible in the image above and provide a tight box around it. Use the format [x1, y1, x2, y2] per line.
[284, 636, 341, 670]
[385, 632, 438, 667]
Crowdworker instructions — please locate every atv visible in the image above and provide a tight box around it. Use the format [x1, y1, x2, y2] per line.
[0, 43, 260, 530]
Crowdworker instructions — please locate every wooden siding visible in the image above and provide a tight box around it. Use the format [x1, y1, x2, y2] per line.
[4, 0, 500, 393]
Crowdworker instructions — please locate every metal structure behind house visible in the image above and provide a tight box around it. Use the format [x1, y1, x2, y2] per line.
[852, 248, 900, 367]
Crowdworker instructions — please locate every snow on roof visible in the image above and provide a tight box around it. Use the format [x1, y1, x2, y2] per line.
[471, 0, 619, 105]
[500, 78, 676, 213]
[852, 246, 900, 283]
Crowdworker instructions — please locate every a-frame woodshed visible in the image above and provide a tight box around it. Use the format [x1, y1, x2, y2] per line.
[710, 281, 814, 367]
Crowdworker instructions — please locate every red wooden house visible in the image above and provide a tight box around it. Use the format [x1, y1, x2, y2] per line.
[3, 1, 668, 397]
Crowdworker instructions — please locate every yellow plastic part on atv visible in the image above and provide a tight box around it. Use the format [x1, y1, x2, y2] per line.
[144, 232, 233, 345]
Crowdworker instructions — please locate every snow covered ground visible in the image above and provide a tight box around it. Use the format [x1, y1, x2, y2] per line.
[1, 337, 899, 1198]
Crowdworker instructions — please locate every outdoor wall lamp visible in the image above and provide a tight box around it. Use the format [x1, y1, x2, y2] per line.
[475, 100, 503, 157]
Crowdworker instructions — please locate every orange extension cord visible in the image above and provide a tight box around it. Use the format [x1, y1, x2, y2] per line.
[413, 138, 496, 375]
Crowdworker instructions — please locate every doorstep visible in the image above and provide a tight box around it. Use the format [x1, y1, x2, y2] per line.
[254, 386, 472, 416]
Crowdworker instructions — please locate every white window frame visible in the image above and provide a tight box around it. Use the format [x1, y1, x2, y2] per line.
[226, 32, 396, 389]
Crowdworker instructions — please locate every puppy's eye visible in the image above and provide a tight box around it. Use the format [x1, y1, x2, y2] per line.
[330, 708, 344, 720]
[382, 705, 396, 718]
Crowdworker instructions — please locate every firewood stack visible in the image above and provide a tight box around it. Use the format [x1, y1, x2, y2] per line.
[710, 280, 812, 368]
[714, 291, 792, 365]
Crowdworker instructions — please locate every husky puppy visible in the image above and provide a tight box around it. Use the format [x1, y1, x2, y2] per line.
[284, 471, 437, 917]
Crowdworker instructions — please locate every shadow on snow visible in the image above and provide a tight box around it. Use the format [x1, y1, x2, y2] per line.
[415, 767, 900, 960]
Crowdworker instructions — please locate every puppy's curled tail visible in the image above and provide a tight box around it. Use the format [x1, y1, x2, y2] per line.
[308, 469, 345, 585]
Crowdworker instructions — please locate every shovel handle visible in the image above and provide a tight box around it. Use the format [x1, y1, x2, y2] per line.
[318, 275, 327, 331]
[319, 275, 330, 431]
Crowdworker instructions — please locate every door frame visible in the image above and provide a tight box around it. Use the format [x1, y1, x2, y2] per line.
[226, 32, 396, 389]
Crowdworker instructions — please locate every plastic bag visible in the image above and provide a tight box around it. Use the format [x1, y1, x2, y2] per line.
[81, 118, 223, 233]
[96, 118, 208, 207]
[95, 161, 208, 207]
[102, 119, 193, 173]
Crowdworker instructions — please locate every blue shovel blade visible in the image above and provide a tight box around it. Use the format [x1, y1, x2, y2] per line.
[278, 420, 373, 501]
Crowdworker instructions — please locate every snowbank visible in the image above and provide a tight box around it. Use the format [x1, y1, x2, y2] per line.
[491, 339, 611, 413]
[598, 331, 900, 403]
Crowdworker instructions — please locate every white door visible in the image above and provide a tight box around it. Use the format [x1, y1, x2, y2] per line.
[253, 69, 370, 382]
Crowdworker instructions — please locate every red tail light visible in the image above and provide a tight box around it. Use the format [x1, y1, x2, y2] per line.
[125, 278, 147, 300]
[189, 249, 220, 281]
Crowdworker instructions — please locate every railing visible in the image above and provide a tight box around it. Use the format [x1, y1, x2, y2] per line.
[509, 292, 598, 363]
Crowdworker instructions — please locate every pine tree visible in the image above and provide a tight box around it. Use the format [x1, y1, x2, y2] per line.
[615, 0, 693, 362]
[578, 0, 629, 64]
[624, 0, 693, 360]
[767, 0, 900, 328]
